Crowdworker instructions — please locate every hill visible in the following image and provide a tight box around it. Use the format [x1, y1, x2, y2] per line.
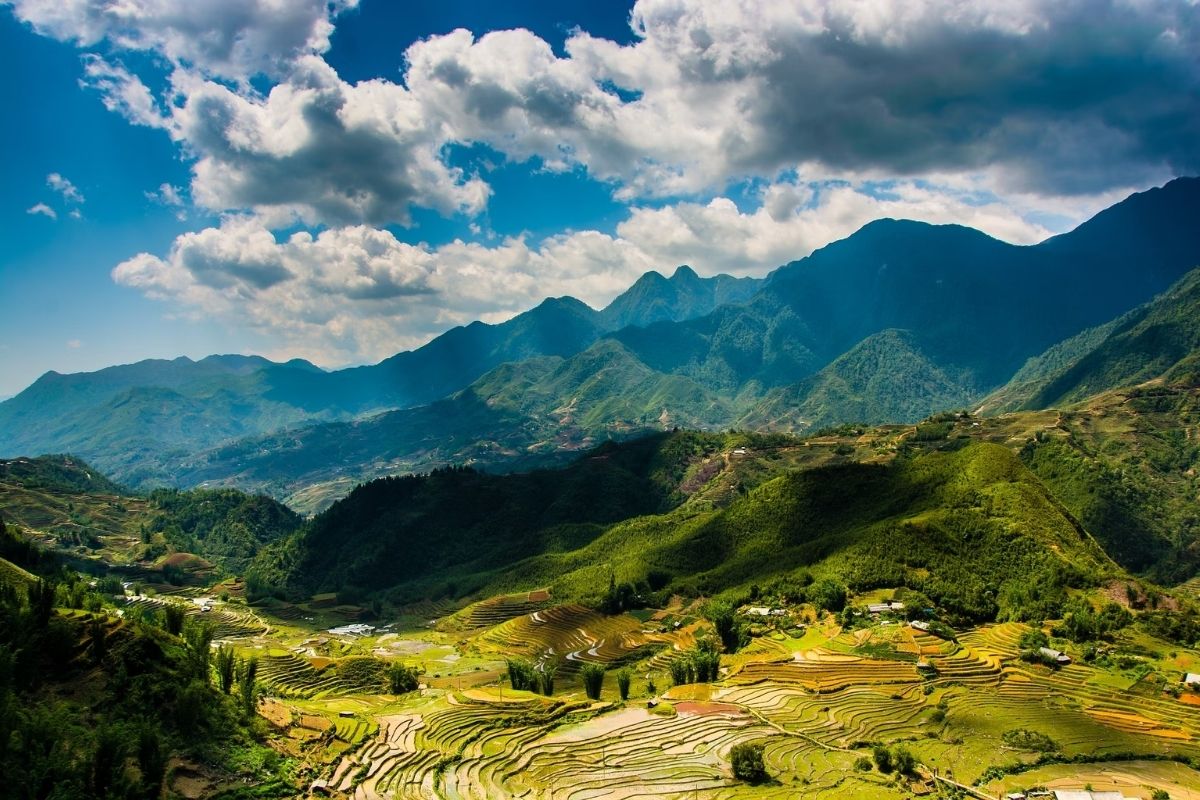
[0, 459, 301, 578]
[984, 266, 1200, 413]
[738, 329, 977, 430]
[250, 430, 1120, 623]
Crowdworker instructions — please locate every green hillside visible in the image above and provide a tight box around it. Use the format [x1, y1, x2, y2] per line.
[985, 266, 1200, 413]
[740, 329, 977, 430]
[251, 432, 1120, 624]
[0, 461, 300, 579]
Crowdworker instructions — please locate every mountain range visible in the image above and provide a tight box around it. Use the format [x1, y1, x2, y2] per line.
[3, 177, 1200, 510]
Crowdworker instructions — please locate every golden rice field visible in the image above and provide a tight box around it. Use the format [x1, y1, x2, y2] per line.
[248, 605, 1200, 799]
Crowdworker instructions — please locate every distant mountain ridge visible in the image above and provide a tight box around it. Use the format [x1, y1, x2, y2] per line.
[0, 266, 762, 487]
[3, 177, 1200, 503]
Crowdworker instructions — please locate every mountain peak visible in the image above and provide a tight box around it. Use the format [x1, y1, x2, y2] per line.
[670, 265, 699, 281]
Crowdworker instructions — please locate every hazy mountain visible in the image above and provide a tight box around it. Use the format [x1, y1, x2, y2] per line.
[117, 177, 1200, 504]
[0, 269, 756, 487]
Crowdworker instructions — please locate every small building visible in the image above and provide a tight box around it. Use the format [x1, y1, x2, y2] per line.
[1051, 791, 1134, 800]
[743, 606, 787, 617]
[1039, 646, 1072, 665]
[889, 601, 906, 611]
[1005, 793, 1027, 800]
[910, 620, 931, 632]
[867, 603, 891, 614]
[1184, 672, 1200, 686]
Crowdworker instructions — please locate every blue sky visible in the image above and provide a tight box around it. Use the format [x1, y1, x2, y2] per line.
[1, 0, 1195, 396]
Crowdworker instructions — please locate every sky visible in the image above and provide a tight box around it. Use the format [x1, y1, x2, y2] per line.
[0, 1, 1197, 397]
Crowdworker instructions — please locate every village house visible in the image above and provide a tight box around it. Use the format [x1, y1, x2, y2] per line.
[1184, 672, 1200, 686]
[1038, 646, 1073, 665]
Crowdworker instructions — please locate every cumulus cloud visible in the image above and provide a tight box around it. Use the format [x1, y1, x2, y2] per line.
[47, 173, 84, 204]
[402, 0, 1198, 198]
[112, 179, 1083, 365]
[9, 0, 358, 81]
[26, 202, 56, 219]
[166, 58, 491, 226]
[13, 0, 1196, 229]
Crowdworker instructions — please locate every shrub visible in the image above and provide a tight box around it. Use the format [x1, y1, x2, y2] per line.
[581, 663, 605, 700]
[729, 742, 768, 783]
[853, 756, 872, 772]
[872, 745, 894, 773]
[616, 668, 632, 700]
[506, 658, 536, 691]
[387, 662, 420, 694]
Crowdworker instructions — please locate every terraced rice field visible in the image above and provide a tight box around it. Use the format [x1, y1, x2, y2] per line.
[275, 609, 1200, 799]
[456, 590, 552, 629]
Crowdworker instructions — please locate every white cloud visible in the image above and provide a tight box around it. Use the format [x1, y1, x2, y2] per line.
[26, 203, 56, 219]
[14, 0, 1196, 231]
[9, 0, 358, 81]
[66, 339, 82, 349]
[47, 172, 84, 203]
[164, 57, 491, 226]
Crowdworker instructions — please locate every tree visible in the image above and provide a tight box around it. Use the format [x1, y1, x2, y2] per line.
[581, 663, 605, 700]
[240, 656, 258, 715]
[807, 579, 848, 613]
[704, 601, 748, 653]
[537, 663, 557, 696]
[506, 658, 536, 691]
[88, 616, 107, 665]
[616, 668, 632, 701]
[161, 604, 185, 636]
[215, 646, 237, 694]
[386, 662, 420, 694]
[872, 744, 894, 773]
[729, 742, 768, 783]
[892, 746, 916, 775]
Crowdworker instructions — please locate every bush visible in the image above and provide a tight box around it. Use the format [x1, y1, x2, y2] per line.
[729, 742, 768, 783]
[872, 745, 893, 773]
[616, 668, 632, 701]
[853, 756, 872, 772]
[1001, 729, 1059, 753]
[387, 662, 420, 694]
[581, 663, 605, 700]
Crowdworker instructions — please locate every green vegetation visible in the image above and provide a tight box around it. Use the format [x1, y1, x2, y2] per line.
[729, 742, 768, 783]
[0, 533, 289, 799]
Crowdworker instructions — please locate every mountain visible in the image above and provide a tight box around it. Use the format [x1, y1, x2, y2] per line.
[738, 329, 977, 430]
[117, 181, 1200, 506]
[615, 178, 1200, 399]
[983, 266, 1200, 413]
[173, 339, 734, 512]
[250, 432, 1119, 624]
[0, 269, 759, 489]
[598, 265, 761, 330]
